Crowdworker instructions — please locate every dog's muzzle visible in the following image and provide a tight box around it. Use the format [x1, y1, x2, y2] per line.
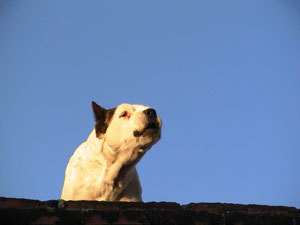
[133, 108, 160, 137]
[143, 108, 157, 120]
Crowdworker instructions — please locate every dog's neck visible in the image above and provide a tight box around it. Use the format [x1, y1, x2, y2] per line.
[87, 129, 145, 201]
[87, 128, 99, 142]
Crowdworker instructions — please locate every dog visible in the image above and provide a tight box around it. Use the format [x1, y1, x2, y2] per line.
[61, 101, 161, 202]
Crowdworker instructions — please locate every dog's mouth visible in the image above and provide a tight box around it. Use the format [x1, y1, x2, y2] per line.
[133, 121, 160, 137]
[145, 120, 159, 130]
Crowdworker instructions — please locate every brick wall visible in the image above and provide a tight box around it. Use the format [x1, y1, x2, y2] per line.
[0, 197, 299, 225]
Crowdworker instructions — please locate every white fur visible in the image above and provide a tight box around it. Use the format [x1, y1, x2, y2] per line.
[61, 103, 161, 201]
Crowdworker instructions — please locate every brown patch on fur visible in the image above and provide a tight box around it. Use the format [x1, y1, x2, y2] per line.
[92, 101, 116, 137]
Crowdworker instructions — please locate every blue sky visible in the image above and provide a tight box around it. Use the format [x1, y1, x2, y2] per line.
[1, 1, 299, 207]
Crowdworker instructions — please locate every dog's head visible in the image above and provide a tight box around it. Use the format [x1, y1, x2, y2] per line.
[92, 102, 161, 153]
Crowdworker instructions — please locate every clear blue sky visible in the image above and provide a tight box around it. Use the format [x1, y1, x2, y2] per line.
[1, 1, 299, 207]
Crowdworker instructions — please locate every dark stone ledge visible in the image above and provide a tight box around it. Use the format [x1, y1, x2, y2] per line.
[0, 197, 299, 225]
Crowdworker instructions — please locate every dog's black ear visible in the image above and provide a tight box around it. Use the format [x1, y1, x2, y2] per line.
[92, 101, 116, 137]
[92, 101, 106, 122]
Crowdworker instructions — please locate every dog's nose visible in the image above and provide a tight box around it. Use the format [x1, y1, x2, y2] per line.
[143, 108, 157, 119]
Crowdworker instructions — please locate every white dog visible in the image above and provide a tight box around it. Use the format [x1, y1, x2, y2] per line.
[61, 102, 161, 202]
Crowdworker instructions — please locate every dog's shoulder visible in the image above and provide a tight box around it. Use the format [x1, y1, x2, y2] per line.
[67, 129, 103, 168]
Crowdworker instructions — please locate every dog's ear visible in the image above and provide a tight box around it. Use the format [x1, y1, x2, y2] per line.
[92, 101, 116, 137]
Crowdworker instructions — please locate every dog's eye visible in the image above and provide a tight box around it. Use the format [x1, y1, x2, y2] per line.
[119, 111, 130, 118]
